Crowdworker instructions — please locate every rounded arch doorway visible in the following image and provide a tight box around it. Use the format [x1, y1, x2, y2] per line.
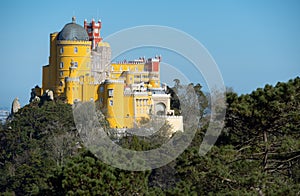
[155, 102, 166, 115]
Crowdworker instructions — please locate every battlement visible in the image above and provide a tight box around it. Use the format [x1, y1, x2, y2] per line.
[57, 40, 91, 45]
[104, 79, 124, 84]
[65, 77, 80, 82]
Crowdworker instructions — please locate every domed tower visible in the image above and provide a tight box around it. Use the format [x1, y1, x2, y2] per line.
[42, 17, 95, 104]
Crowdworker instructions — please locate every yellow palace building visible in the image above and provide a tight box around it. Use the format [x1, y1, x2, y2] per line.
[38, 17, 183, 131]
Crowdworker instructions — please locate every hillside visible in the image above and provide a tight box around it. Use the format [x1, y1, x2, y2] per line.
[0, 77, 299, 195]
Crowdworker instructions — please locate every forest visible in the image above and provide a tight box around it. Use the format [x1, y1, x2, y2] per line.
[0, 77, 299, 195]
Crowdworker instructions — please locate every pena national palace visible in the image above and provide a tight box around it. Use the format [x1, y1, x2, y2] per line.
[31, 17, 183, 132]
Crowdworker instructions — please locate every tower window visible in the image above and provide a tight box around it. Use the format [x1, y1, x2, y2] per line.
[100, 86, 104, 92]
[59, 71, 63, 77]
[60, 47, 64, 54]
[74, 62, 78, 67]
[109, 100, 113, 106]
[59, 62, 64, 69]
[108, 89, 114, 97]
[74, 47, 78, 54]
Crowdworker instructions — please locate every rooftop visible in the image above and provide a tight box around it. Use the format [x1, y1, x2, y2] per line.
[57, 17, 89, 41]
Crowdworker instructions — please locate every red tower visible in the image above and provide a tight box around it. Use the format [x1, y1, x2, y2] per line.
[84, 19, 103, 49]
[145, 55, 161, 72]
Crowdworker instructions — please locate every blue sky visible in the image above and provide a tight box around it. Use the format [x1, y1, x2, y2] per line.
[0, 0, 299, 108]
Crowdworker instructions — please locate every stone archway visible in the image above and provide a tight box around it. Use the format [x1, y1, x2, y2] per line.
[155, 102, 166, 115]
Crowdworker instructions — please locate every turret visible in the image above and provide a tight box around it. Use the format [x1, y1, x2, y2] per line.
[84, 18, 103, 49]
[145, 56, 161, 88]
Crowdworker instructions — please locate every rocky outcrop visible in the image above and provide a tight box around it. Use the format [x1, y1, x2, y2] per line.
[11, 97, 21, 114]
[45, 89, 54, 101]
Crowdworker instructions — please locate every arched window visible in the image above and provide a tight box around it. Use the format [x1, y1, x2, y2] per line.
[155, 102, 166, 115]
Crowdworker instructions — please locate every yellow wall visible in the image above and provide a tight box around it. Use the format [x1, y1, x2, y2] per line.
[56, 40, 91, 96]
[41, 27, 173, 130]
[42, 35, 95, 104]
[42, 33, 58, 93]
[123, 95, 134, 127]
[110, 63, 146, 79]
[105, 82, 124, 128]
[97, 61, 164, 128]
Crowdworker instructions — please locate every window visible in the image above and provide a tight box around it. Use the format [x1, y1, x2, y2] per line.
[59, 62, 64, 69]
[108, 89, 114, 97]
[120, 66, 122, 71]
[155, 103, 166, 115]
[60, 47, 64, 54]
[59, 81, 64, 86]
[111, 66, 114, 71]
[100, 97, 103, 103]
[100, 86, 104, 92]
[74, 47, 78, 54]
[74, 62, 78, 68]
[109, 100, 113, 106]
[59, 71, 63, 77]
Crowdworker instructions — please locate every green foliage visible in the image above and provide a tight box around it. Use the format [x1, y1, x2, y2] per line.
[0, 100, 78, 194]
[1, 77, 300, 195]
[46, 149, 150, 195]
[217, 77, 300, 194]
[167, 82, 208, 117]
